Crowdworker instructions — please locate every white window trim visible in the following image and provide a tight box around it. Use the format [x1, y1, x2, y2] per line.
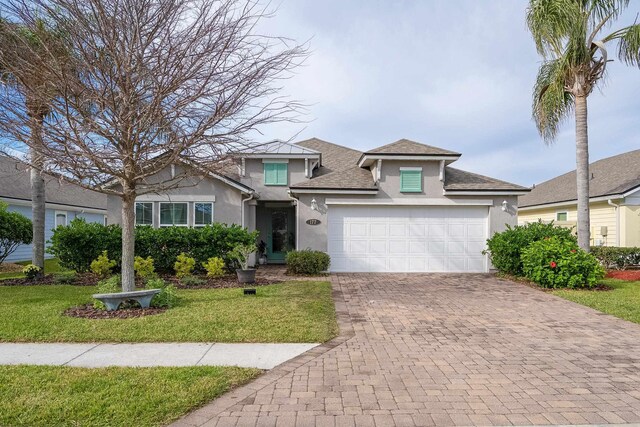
[54, 210, 68, 227]
[556, 210, 569, 221]
[193, 202, 214, 227]
[159, 202, 189, 227]
[135, 202, 154, 226]
[261, 158, 289, 163]
[399, 167, 423, 171]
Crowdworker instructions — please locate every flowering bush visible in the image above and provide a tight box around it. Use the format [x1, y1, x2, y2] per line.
[521, 237, 605, 288]
[22, 264, 40, 280]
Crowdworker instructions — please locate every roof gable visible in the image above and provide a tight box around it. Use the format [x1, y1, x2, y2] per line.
[366, 139, 461, 156]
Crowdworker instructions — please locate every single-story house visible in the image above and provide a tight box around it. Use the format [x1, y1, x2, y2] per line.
[0, 153, 107, 262]
[518, 149, 640, 247]
[107, 138, 530, 272]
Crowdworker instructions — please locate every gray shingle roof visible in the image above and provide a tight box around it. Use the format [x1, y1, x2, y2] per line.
[519, 149, 640, 208]
[444, 167, 530, 192]
[365, 139, 461, 156]
[0, 154, 107, 209]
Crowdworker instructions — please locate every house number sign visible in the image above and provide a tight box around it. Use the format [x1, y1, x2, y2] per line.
[306, 219, 321, 226]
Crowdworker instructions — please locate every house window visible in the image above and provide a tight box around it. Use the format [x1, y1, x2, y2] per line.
[264, 163, 288, 186]
[400, 168, 422, 193]
[55, 211, 68, 227]
[135, 202, 154, 225]
[556, 211, 568, 221]
[194, 202, 213, 227]
[160, 202, 188, 226]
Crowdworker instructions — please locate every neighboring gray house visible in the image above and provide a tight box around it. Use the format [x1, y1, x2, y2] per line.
[0, 153, 107, 262]
[107, 138, 530, 272]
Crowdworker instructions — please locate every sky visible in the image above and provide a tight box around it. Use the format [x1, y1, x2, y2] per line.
[257, 0, 640, 187]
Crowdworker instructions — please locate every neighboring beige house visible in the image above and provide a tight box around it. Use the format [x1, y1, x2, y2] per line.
[518, 149, 640, 247]
[108, 138, 530, 272]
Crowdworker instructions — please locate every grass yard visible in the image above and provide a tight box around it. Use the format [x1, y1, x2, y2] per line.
[552, 278, 640, 324]
[0, 258, 66, 280]
[0, 281, 337, 343]
[0, 365, 259, 427]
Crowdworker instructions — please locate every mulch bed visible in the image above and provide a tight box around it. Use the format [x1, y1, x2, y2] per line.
[606, 270, 640, 281]
[0, 262, 24, 273]
[0, 273, 99, 287]
[64, 303, 167, 319]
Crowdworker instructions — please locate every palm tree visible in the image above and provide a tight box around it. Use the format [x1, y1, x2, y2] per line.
[0, 18, 67, 273]
[527, 0, 640, 251]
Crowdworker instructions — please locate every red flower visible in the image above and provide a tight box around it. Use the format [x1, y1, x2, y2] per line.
[570, 249, 576, 253]
[550, 261, 557, 268]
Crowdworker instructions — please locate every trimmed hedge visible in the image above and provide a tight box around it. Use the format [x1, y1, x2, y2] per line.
[483, 221, 576, 276]
[48, 218, 257, 273]
[285, 250, 330, 275]
[590, 246, 640, 270]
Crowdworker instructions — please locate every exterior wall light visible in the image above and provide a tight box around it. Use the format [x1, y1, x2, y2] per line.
[501, 200, 508, 212]
[311, 198, 318, 211]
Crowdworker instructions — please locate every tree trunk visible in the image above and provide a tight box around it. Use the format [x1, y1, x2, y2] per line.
[121, 191, 136, 292]
[30, 118, 46, 274]
[575, 95, 591, 252]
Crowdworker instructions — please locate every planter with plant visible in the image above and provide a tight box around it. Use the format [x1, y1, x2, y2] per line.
[257, 240, 267, 265]
[230, 243, 257, 284]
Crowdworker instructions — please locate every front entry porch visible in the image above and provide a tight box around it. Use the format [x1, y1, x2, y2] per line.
[256, 202, 296, 264]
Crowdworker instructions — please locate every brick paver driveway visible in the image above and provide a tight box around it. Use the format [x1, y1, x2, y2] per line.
[175, 274, 640, 426]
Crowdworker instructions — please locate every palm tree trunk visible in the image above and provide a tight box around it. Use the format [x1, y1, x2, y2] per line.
[121, 190, 136, 292]
[30, 118, 46, 274]
[575, 95, 591, 251]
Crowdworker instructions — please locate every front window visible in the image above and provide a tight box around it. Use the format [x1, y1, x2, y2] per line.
[135, 202, 154, 225]
[160, 203, 188, 226]
[264, 162, 288, 186]
[55, 211, 68, 227]
[194, 202, 213, 227]
[556, 211, 568, 221]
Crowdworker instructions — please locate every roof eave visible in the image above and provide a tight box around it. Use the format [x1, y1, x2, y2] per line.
[358, 154, 461, 167]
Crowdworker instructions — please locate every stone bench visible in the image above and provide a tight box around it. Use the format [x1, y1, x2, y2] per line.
[92, 289, 161, 311]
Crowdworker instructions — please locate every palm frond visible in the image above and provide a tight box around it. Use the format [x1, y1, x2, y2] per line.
[527, 0, 582, 57]
[617, 24, 640, 66]
[587, 0, 629, 26]
[532, 58, 574, 143]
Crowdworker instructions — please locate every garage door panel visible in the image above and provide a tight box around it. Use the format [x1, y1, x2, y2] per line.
[328, 206, 488, 273]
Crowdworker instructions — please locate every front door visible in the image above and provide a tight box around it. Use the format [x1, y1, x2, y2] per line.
[267, 208, 293, 263]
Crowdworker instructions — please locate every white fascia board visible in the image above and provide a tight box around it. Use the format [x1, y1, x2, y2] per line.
[518, 194, 626, 211]
[443, 190, 530, 196]
[399, 167, 423, 171]
[135, 195, 216, 202]
[358, 155, 459, 167]
[290, 189, 378, 195]
[0, 196, 107, 214]
[325, 198, 493, 206]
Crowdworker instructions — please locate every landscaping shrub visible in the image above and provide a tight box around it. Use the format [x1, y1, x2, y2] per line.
[229, 243, 257, 270]
[22, 264, 40, 280]
[48, 218, 121, 272]
[285, 250, 330, 275]
[484, 221, 576, 275]
[590, 246, 640, 270]
[49, 222, 258, 274]
[202, 257, 225, 277]
[93, 276, 120, 309]
[133, 256, 156, 280]
[146, 278, 178, 308]
[174, 253, 196, 278]
[521, 237, 605, 288]
[180, 275, 206, 287]
[53, 271, 77, 284]
[90, 251, 117, 278]
[0, 202, 32, 264]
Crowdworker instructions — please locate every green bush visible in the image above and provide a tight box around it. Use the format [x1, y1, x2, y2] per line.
[285, 250, 330, 275]
[22, 264, 40, 280]
[484, 221, 576, 275]
[174, 253, 196, 278]
[521, 237, 605, 288]
[590, 246, 640, 270]
[93, 275, 121, 309]
[134, 256, 156, 280]
[52, 271, 77, 284]
[48, 218, 121, 272]
[180, 275, 206, 287]
[146, 278, 178, 308]
[0, 202, 33, 264]
[202, 257, 225, 277]
[90, 251, 117, 278]
[50, 221, 257, 274]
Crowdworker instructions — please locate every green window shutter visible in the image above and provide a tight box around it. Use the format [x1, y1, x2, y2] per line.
[400, 170, 422, 193]
[264, 163, 287, 185]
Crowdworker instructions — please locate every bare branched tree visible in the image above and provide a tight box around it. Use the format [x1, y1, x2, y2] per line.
[0, 0, 306, 291]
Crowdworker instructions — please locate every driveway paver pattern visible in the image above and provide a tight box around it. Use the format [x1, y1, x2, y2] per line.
[175, 273, 640, 426]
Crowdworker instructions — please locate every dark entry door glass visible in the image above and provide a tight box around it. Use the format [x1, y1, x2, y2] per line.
[268, 209, 289, 262]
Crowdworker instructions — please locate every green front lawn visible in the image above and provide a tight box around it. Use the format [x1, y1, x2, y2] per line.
[552, 279, 640, 324]
[0, 365, 259, 427]
[0, 258, 67, 280]
[0, 281, 337, 343]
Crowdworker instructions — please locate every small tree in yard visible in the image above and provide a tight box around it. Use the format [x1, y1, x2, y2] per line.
[0, 0, 305, 291]
[0, 202, 33, 264]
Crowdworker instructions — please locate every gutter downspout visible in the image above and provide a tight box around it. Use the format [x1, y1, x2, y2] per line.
[288, 190, 300, 250]
[241, 192, 254, 228]
[608, 199, 620, 246]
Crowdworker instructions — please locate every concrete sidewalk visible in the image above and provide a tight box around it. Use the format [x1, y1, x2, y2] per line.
[0, 342, 318, 369]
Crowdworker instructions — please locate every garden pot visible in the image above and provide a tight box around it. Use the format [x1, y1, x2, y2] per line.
[236, 268, 256, 284]
[258, 255, 267, 265]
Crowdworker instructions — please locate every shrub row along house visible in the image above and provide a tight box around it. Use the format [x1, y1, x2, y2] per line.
[519, 149, 640, 247]
[107, 138, 530, 273]
[0, 153, 107, 262]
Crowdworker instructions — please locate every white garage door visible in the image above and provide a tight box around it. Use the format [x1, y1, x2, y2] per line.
[328, 205, 488, 273]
